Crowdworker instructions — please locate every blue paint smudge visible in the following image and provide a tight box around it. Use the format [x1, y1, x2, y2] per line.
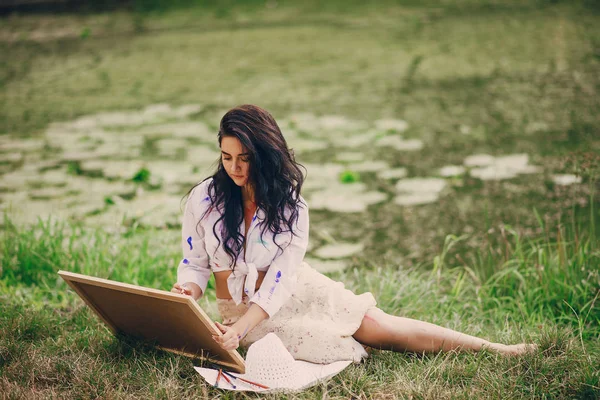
[187, 236, 193, 250]
[238, 325, 250, 340]
[183, 258, 189, 264]
[268, 271, 282, 300]
[202, 196, 210, 202]
[252, 215, 257, 222]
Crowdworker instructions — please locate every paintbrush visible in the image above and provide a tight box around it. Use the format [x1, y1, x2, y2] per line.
[220, 370, 236, 389]
[221, 370, 269, 389]
[214, 369, 222, 388]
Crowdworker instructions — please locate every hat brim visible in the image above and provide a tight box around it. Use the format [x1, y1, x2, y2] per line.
[195, 359, 352, 393]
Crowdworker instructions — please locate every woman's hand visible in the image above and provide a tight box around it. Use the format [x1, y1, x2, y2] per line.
[213, 321, 241, 351]
[212, 304, 265, 351]
[171, 282, 202, 300]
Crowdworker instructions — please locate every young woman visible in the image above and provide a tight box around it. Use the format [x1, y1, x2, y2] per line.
[172, 104, 533, 362]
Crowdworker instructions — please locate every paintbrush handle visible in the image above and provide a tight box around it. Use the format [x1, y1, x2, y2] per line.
[222, 371, 269, 389]
[220, 371, 236, 389]
[214, 369, 222, 388]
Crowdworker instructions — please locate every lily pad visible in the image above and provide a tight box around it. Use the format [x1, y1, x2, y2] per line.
[94, 141, 143, 159]
[309, 185, 386, 213]
[378, 168, 408, 180]
[65, 103, 180, 131]
[465, 153, 542, 181]
[287, 138, 329, 153]
[86, 192, 183, 228]
[172, 104, 204, 118]
[70, 112, 147, 130]
[394, 177, 447, 207]
[147, 161, 201, 186]
[470, 166, 518, 181]
[186, 145, 220, 164]
[338, 131, 379, 148]
[66, 177, 136, 198]
[36, 168, 70, 186]
[439, 165, 466, 177]
[0, 138, 44, 152]
[552, 174, 582, 186]
[394, 192, 441, 206]
[303, 163, 345, 191]
[142, 103, 173, 117]
[1, 168, 43, 189]
[304, 257, 348, 273]
[314, 242, 364, 259]
[155, 138, 188, 158]
[464, 154, 495, 167]
[396, 178, 447, 194]
[287, 113, 320, 132]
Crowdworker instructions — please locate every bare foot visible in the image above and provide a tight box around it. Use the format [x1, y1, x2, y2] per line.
[490, 343, 538, 356]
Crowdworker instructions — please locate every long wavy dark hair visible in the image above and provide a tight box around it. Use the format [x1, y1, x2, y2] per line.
[188, 104, 305, 269]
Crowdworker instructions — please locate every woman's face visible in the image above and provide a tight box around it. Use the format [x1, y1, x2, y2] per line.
[220, 136, 250, 187]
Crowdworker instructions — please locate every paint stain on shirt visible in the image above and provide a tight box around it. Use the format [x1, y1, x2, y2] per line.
[187, 236, 193, 250]
[268, 271, 283, 300]
[183, 258, 189, 264]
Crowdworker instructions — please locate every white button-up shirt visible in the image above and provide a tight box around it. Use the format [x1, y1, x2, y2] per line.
[177, 179, 309, 318]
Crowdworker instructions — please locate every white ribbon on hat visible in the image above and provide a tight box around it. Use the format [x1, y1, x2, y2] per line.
[227, 261, 258, 305]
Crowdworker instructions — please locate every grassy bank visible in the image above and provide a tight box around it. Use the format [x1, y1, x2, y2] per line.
[1, 213, 598, 399]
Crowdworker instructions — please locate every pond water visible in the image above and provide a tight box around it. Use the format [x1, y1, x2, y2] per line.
[0, 104, 587, 273]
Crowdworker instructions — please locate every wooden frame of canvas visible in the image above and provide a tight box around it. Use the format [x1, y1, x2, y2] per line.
[58, 270, 245, 373]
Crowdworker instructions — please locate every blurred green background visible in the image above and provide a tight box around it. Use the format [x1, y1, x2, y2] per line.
[2, 0, 599, 264]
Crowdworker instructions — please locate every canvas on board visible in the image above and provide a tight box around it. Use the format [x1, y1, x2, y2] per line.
[58, 270, 245, 373]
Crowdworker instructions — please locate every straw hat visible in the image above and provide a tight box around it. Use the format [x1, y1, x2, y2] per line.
[195, 333, 352, 392]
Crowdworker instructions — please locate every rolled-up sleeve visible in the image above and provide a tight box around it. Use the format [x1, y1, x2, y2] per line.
[177, 181, 211, 295]
[249, 199, 309, 317]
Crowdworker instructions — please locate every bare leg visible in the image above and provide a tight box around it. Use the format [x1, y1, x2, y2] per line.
[353, 308, 533, 355]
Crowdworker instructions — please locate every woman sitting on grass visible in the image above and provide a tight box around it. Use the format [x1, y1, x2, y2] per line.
[172, 104, 534, 361]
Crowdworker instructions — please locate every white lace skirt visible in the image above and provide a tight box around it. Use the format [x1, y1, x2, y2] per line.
[217, 262, 377, 364]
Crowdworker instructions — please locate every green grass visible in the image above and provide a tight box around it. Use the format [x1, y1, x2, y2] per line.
[1, 211, 599, 398]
